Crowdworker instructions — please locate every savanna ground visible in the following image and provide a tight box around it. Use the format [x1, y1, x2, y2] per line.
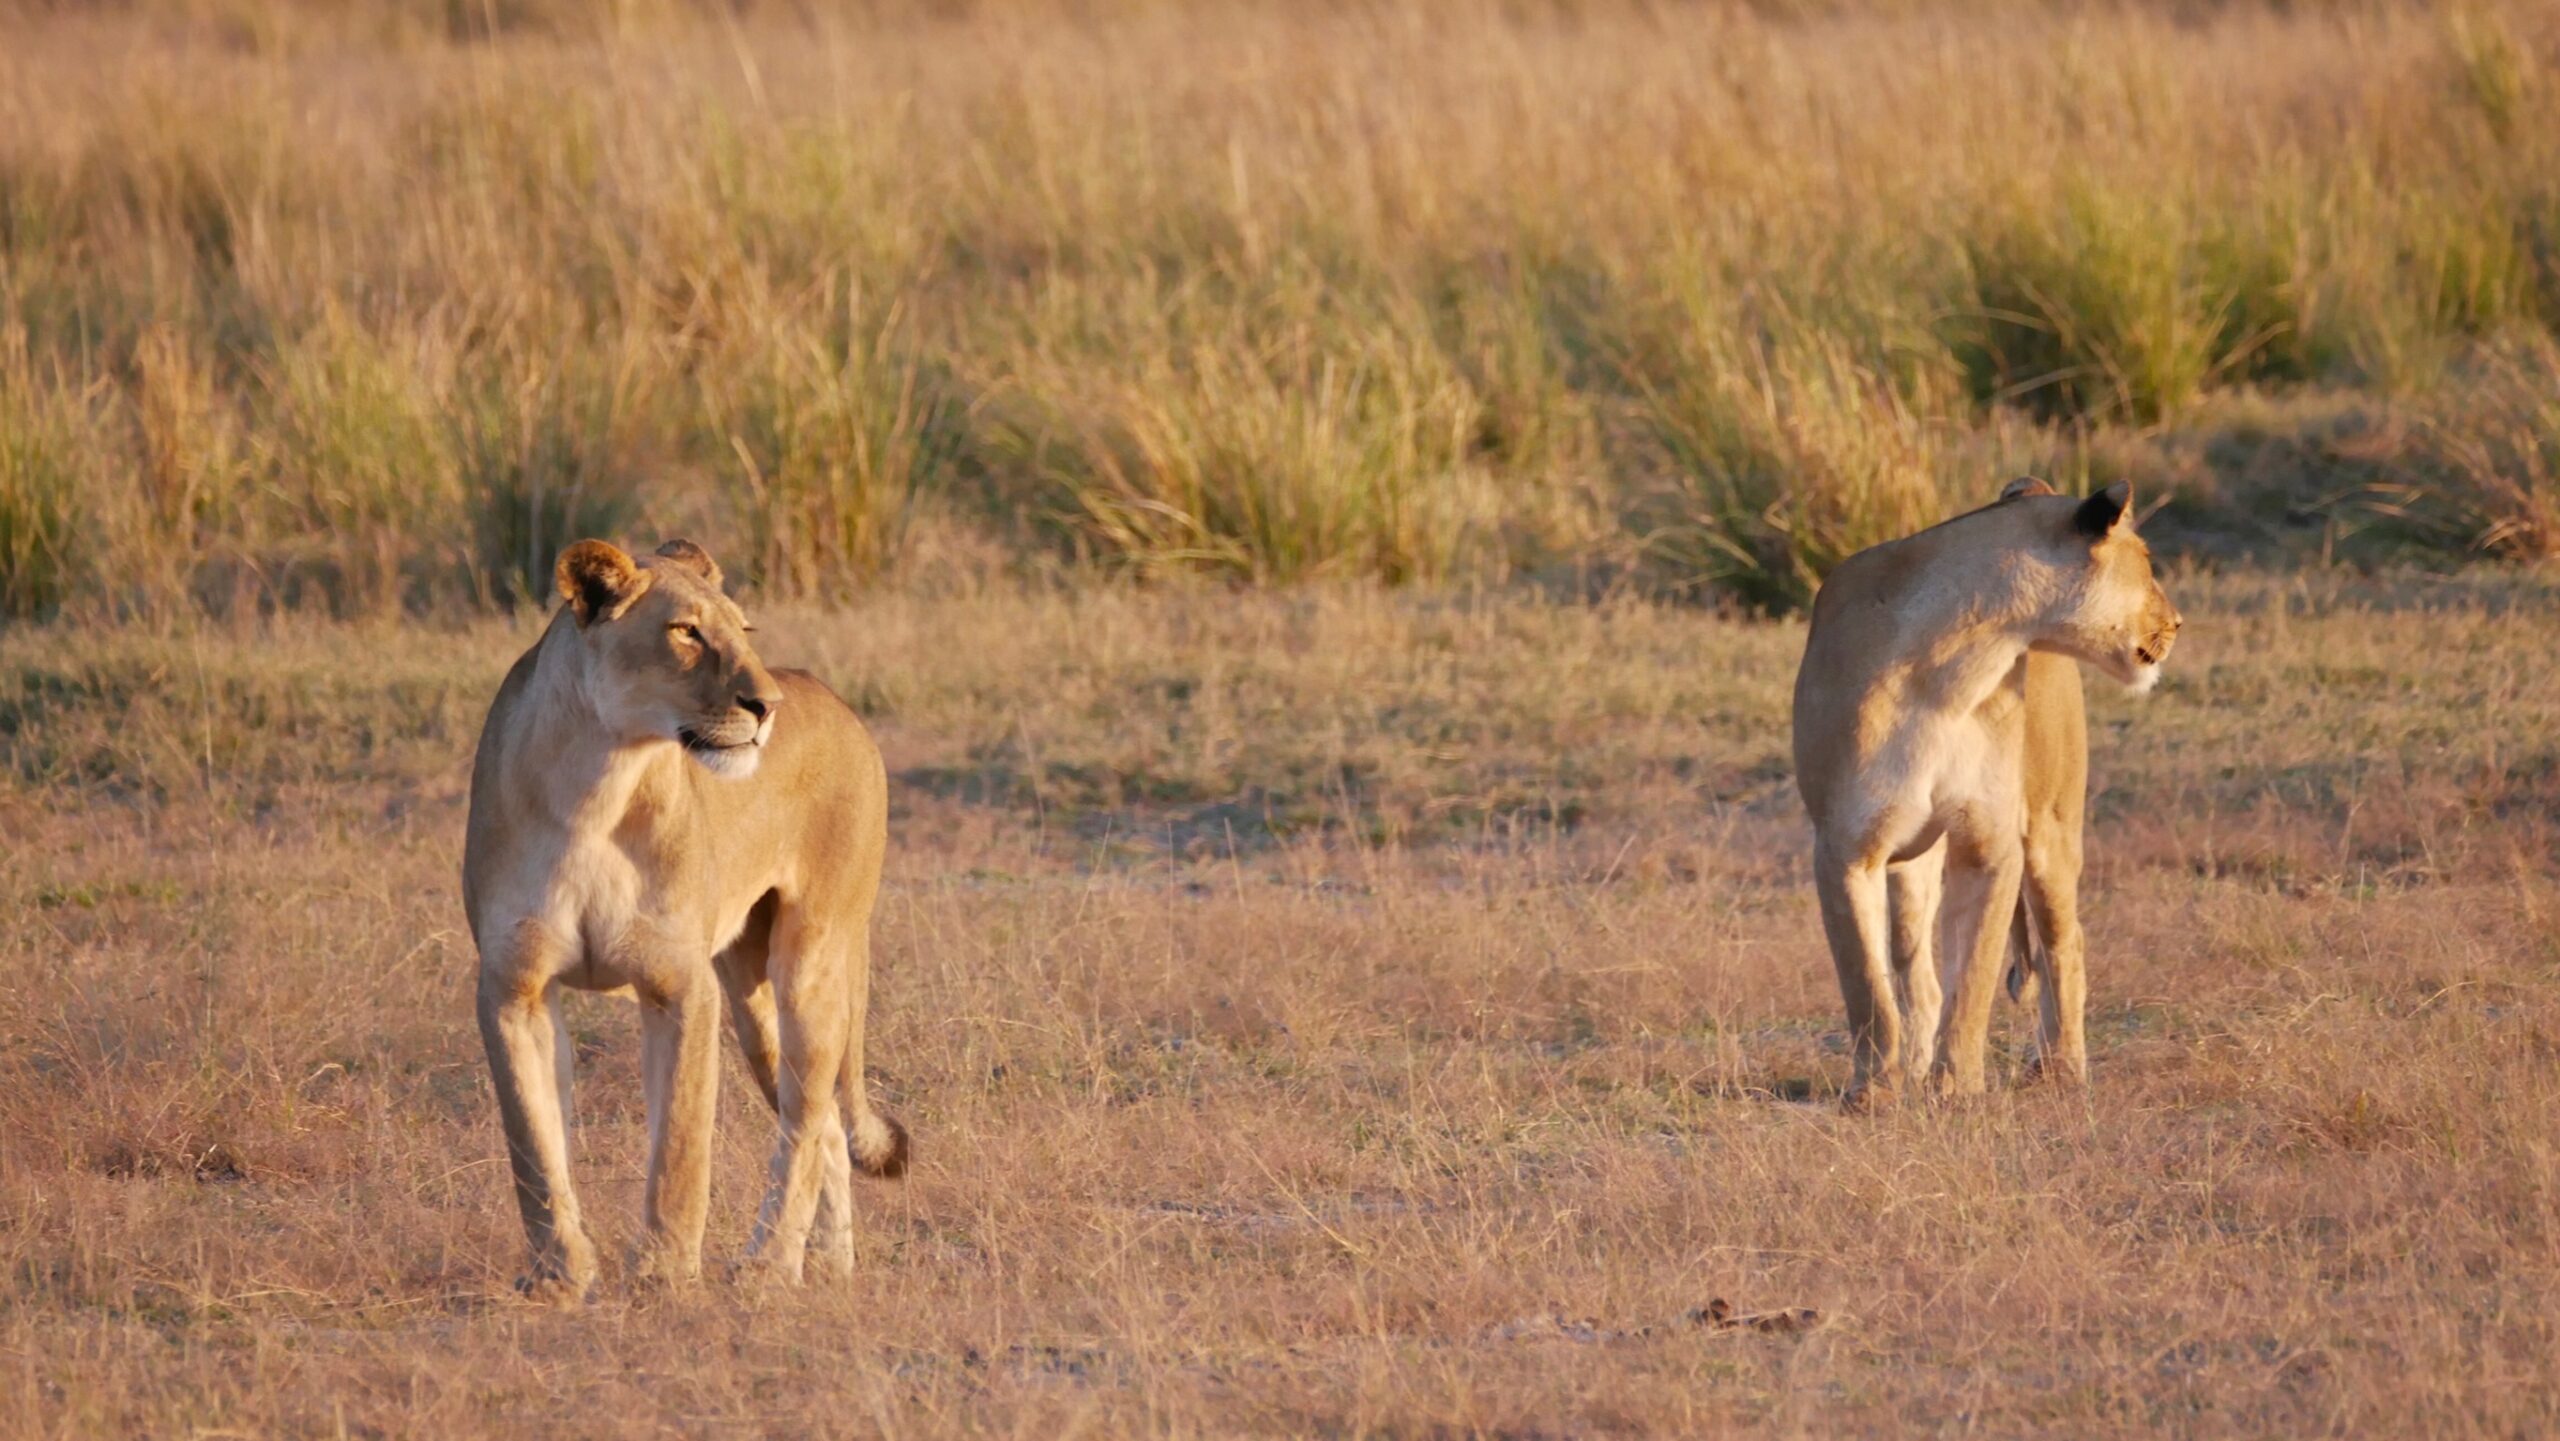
[7, 0, 2560, 1435]
[7, 576, 2560, 1436]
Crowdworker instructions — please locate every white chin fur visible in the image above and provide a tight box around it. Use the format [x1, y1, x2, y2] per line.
[688, 743, 762, 779]
[2123, 662, 2162, 695]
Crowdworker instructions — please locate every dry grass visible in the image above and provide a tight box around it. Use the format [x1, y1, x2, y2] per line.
[6, 3, 2558, 1429]
[5, 573, 2559, 1435]
[6, 0, 2560, 614]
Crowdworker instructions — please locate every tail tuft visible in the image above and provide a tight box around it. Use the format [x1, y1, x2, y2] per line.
[850, 1110, 910, 1180]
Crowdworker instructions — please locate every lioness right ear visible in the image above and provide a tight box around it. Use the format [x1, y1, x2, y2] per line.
[652, 538, 724, 593]
[2074, 481, 2133, 538]
[556, 540, 642, 625]
[1999, 476, 2057, 501]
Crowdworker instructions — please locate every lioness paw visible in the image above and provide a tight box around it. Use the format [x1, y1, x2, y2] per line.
[1927, 1066, 1990, 1102]
[2020, 1053, 2090, 1087]
[514, 1268, 594, 1309]
[1838, 1081, 1900, 1116]
[725, 1253, 808, 1299]
[628, 1242, 705, 1292]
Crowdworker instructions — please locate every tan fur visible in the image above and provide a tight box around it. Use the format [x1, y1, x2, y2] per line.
[462, 539, 907, 1304]
[1791, 480, 2181, 1109]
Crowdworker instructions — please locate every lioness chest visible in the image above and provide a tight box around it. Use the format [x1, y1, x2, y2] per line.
[467, 779, 756, 998]
[1819, 680, 2031, 866]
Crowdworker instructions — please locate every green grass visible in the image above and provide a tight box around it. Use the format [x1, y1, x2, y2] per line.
[4, 0, 2560, 619]
[0, 331, 103, 619]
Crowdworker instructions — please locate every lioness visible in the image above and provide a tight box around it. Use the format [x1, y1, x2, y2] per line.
[1791, 479, 2180, 1109]
[463, 538, 907, 1302]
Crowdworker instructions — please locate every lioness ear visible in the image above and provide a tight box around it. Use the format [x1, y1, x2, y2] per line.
[1999, 476, 2057, 501]
[2074, 481, 2133, 538]
[556, 540, 642, 625]
[651, 538, 724, 593]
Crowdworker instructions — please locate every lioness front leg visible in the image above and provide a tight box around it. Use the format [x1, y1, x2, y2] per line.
[1813, 844, 1900, 1111]
[720, 935, 858, 1279]
[633, 968, 723, 1286]
[1930, 839, 2025, 1097]
[477, 972, 597, 1304]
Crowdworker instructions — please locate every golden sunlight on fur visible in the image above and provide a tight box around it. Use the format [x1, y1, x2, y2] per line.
[461, 540, 907, 1303]
[1791, 480, 2181, 1110]
[10, 580, 2559, 1433]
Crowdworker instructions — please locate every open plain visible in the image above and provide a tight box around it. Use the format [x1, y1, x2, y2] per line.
[6, 576, 2559, 1436]
[7, 0, 2560, 1433]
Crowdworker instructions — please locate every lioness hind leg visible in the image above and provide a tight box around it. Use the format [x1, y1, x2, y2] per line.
[746, 913, 850, 1285]
[808, 935, 910, 1279]
[1813, 844, 1900, 1111]
[838, 934, 910, 1182]
[733, 1000, 859, 1281]
[2022, 836, 2090, 1084]
[1886, 845, 1946, 1091]
[725, 915, 859, 1280]
[716, 894, 783, 1112]
[811, 1118, 858, 1281]
[1929, 840, 2025, 1098]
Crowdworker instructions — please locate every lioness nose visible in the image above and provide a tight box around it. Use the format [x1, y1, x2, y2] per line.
[738, 691, 778, 721]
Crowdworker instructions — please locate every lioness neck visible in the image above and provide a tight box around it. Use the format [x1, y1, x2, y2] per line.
[505, 612, 682, 830]
[1876, 540, 2072, 715]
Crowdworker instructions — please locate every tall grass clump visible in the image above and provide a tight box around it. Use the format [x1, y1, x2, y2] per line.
[2449, 6, 2539, 143]
[982, 279, 1514, 585]
[452, 348, 650, 608]
[1950, 182, 2301, 425]
[2365, 338, 2560, 563]
[1623, 300, 2000, 610]
[251, 312, 460, 615]
[709, 287, 965, 598]
[0, 333, 99, 620]
[4, 0, 2560, 613]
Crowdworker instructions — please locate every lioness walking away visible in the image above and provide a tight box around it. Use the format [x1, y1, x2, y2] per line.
[463, 539, 907, 1303]
[1792, 480, 2180, 1111]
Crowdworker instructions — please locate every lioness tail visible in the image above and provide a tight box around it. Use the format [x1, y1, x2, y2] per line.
[2002, 896, 2045, 1008]
[848, 1104, 910, 1180]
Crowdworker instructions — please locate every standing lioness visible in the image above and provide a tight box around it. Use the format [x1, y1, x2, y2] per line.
[1792, 480, 2180, 1109]
[463, 538, 907, 1302]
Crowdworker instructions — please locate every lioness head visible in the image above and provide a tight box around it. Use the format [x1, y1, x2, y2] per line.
[554, 538, 785, 778]
[2001, 477, 2183, 693]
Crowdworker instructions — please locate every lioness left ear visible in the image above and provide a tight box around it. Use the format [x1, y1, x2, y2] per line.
[2074, 481, 2133, 538]
[556, 540, 643, 626]
[1999, 476, 2057, 502]
[652, 538, 724, 593]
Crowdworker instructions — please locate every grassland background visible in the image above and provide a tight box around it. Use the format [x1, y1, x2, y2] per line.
[7, 578, 2560, 1435]
[7, 1, 2560, 1437]
[7, 0, 2560, 617]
